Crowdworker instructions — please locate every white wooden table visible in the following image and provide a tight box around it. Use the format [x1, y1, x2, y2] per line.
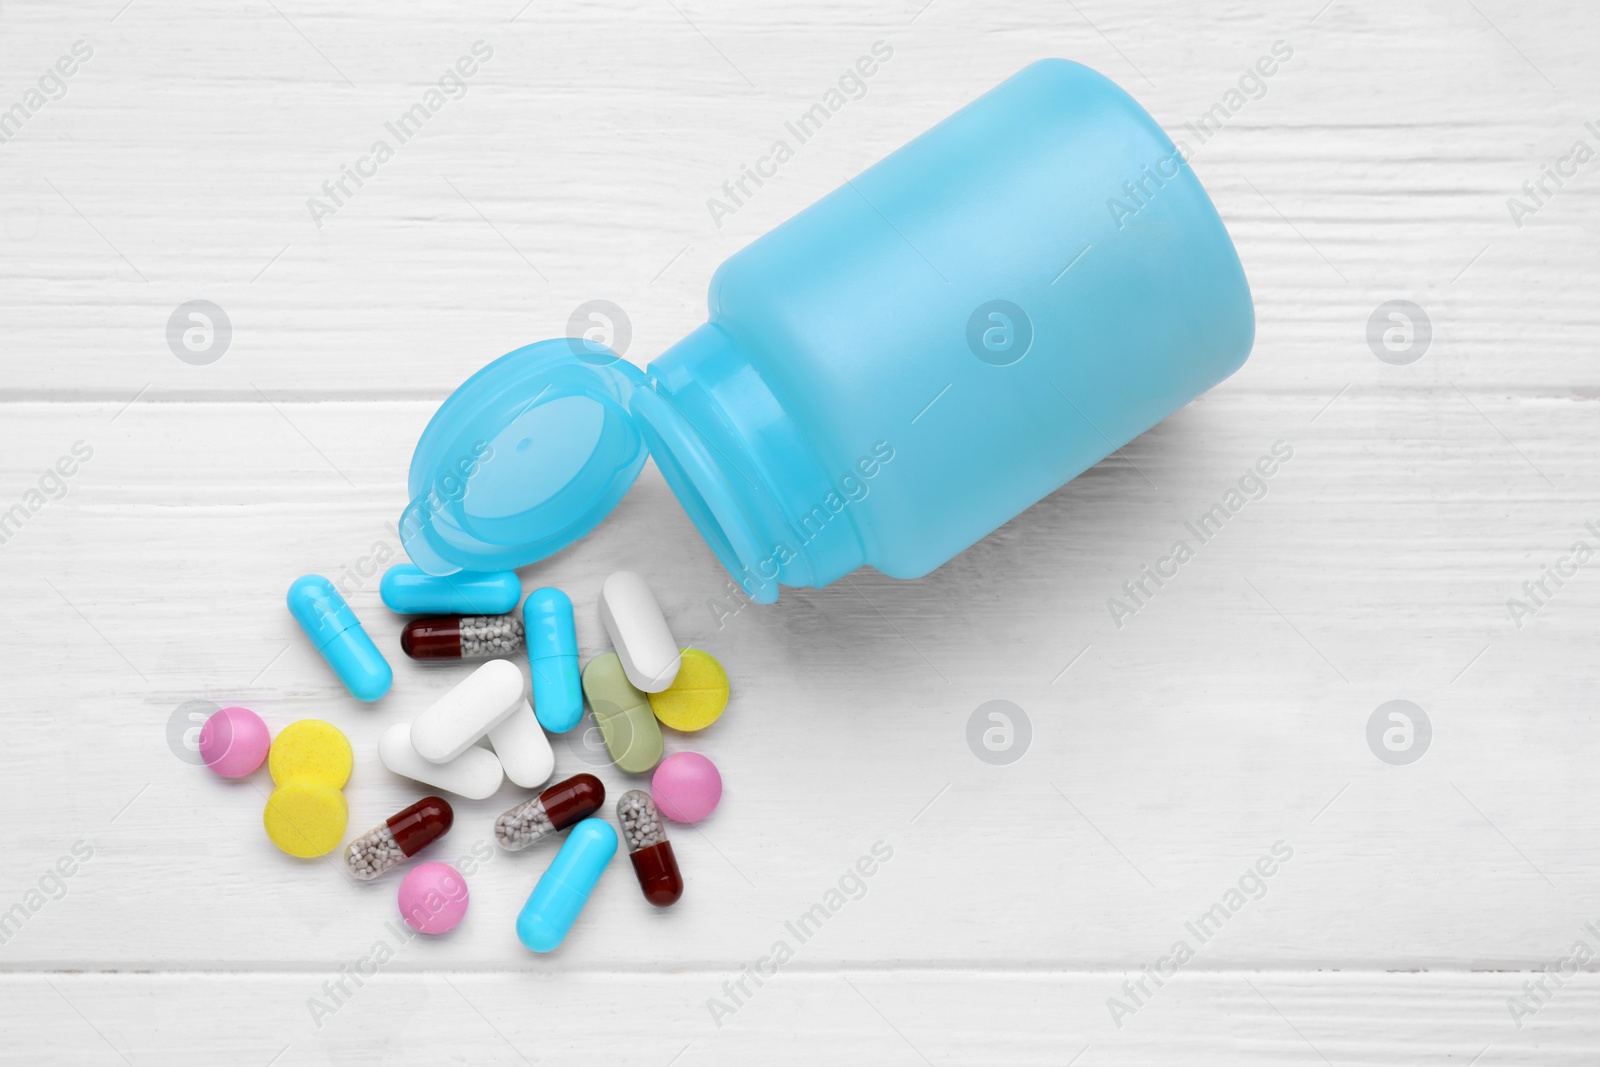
[2, 0, 1597, 1062]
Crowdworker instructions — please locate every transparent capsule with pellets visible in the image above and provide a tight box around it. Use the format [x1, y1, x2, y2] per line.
[400, 615, 524, 661]
[345, 797, 454, 881]
[618, 789, 683, 907]
[495, 773, 605, 851]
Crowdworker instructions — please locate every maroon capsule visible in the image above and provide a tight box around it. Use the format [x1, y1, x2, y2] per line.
[400, 615, 523, 661]
[344, 797, 454, 881]
[618, 789, 683, 907]
[494, 773, 606, 851]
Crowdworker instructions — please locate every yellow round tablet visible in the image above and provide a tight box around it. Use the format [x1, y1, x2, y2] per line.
[648, 648, 729, 732]
[263, 780, 348, 858]
[268, 719, 353, 789]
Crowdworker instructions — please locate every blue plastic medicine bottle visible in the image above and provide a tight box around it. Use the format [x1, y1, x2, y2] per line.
[400, 60, 1254, 603]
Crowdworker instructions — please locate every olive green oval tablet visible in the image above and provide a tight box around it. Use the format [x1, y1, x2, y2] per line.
[581, 652, 664, 774]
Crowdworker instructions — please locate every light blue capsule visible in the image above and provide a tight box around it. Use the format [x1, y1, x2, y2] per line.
[379, 564, 522, 615]
[286, 575, 392, 702]
[524, 587, 582, 733]
[516, 818, 616, 953]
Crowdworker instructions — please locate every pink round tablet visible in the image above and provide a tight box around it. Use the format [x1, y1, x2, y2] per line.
[652, 751, 722, 823]
[198, 706, 271, 779]
[398, 862, 469, 934]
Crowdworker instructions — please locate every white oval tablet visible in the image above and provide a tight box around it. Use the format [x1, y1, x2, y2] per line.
[378, 722, 504, 800]
[598, 571, 681, 693]
[487, 698, 555, 789]
[411, 658, 525, 764]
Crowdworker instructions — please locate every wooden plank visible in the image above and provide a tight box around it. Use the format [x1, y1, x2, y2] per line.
[1, 972, 1595, 1065]
[0, 2, 1593, 393]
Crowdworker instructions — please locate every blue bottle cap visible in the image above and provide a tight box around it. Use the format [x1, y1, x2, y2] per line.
[399, 341, 651, 576]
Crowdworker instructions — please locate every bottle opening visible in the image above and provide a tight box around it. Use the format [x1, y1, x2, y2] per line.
[630, 388, 780, 605]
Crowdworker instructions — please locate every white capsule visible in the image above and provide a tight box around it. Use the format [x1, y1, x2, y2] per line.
[488, 698, 554, 789]
[411, 658, 525, 763]
[378, 722, 504, 800]
[598, 571, 681, 693]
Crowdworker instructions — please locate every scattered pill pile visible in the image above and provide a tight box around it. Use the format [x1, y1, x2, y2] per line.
[196, 564, 728, 953]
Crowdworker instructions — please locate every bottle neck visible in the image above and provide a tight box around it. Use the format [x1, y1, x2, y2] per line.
[634, 322, 866, 604]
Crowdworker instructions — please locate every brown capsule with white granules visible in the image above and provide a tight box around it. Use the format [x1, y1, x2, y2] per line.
[345, 797, 454, 881]
[400, 615, 524, 661]
[495, 773, 605, 852]
[618, 789, 682, 907]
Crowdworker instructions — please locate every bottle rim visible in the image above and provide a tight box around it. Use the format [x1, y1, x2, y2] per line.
[630, 386, 781, 605]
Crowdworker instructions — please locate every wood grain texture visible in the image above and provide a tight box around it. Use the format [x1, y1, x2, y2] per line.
[6, 973, 1600, 1065]
[1, 0, 1597, 1062]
